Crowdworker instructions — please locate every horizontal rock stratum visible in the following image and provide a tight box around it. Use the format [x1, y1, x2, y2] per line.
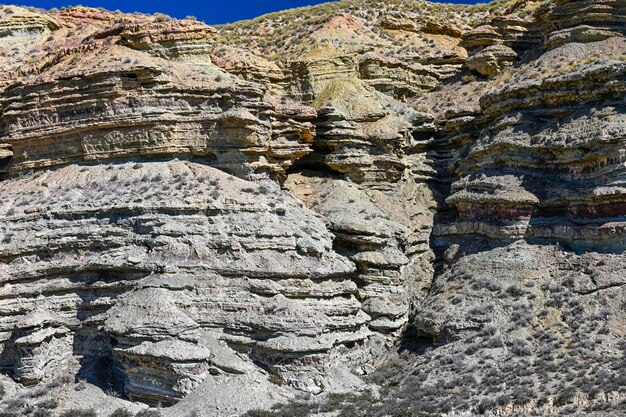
[0, 1, 624, 416]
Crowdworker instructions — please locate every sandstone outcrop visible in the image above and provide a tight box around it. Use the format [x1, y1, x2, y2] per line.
[443, 36, 626, 253]
[0, 49, 315, 182]
[0, 1, 625, 417]
[0, 161, 366, 400]
[285, 174, 434, 334]
[539, 0, 626, 49]
[0, 6, 58, 47]
[118, 19, 217, 64]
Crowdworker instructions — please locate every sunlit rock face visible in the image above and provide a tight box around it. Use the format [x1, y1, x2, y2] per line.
[0, 161, 362, 398]
[0, 1, 625, 416]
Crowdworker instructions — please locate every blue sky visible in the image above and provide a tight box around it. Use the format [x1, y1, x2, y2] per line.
[14, 0, 488, 24]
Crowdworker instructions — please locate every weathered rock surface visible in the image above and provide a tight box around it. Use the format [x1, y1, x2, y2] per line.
[0, 54, 315, 182]
[539, 0, 626, 49]
[0, 161, 373, 401]
[0, 1, 625, 416]
[286, 173, 435, 333]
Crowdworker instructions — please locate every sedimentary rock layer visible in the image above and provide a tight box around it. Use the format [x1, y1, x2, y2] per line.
[0, 1, 625, 416]
[0, 52, 315, 182]
[0, 161, 367, 400]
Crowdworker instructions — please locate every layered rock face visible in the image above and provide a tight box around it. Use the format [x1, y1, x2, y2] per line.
[539, 0, 626, 49]
[0, 162, 360, 386]
[443, 40, 626, 251]
[0, 52, 315, 182]
[0, 6, 58, 49]
[396, 1, 626, 415]
[0, 7, 363, 410]
[0, 1, 625, 417]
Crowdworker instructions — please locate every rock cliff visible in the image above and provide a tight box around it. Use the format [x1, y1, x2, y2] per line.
[0, 1, 624, 417]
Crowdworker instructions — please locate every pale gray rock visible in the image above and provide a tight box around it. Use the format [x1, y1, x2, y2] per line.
[0, 160, 365, 402]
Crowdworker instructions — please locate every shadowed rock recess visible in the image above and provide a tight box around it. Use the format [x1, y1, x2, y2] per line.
[0, 1, 624, 416]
